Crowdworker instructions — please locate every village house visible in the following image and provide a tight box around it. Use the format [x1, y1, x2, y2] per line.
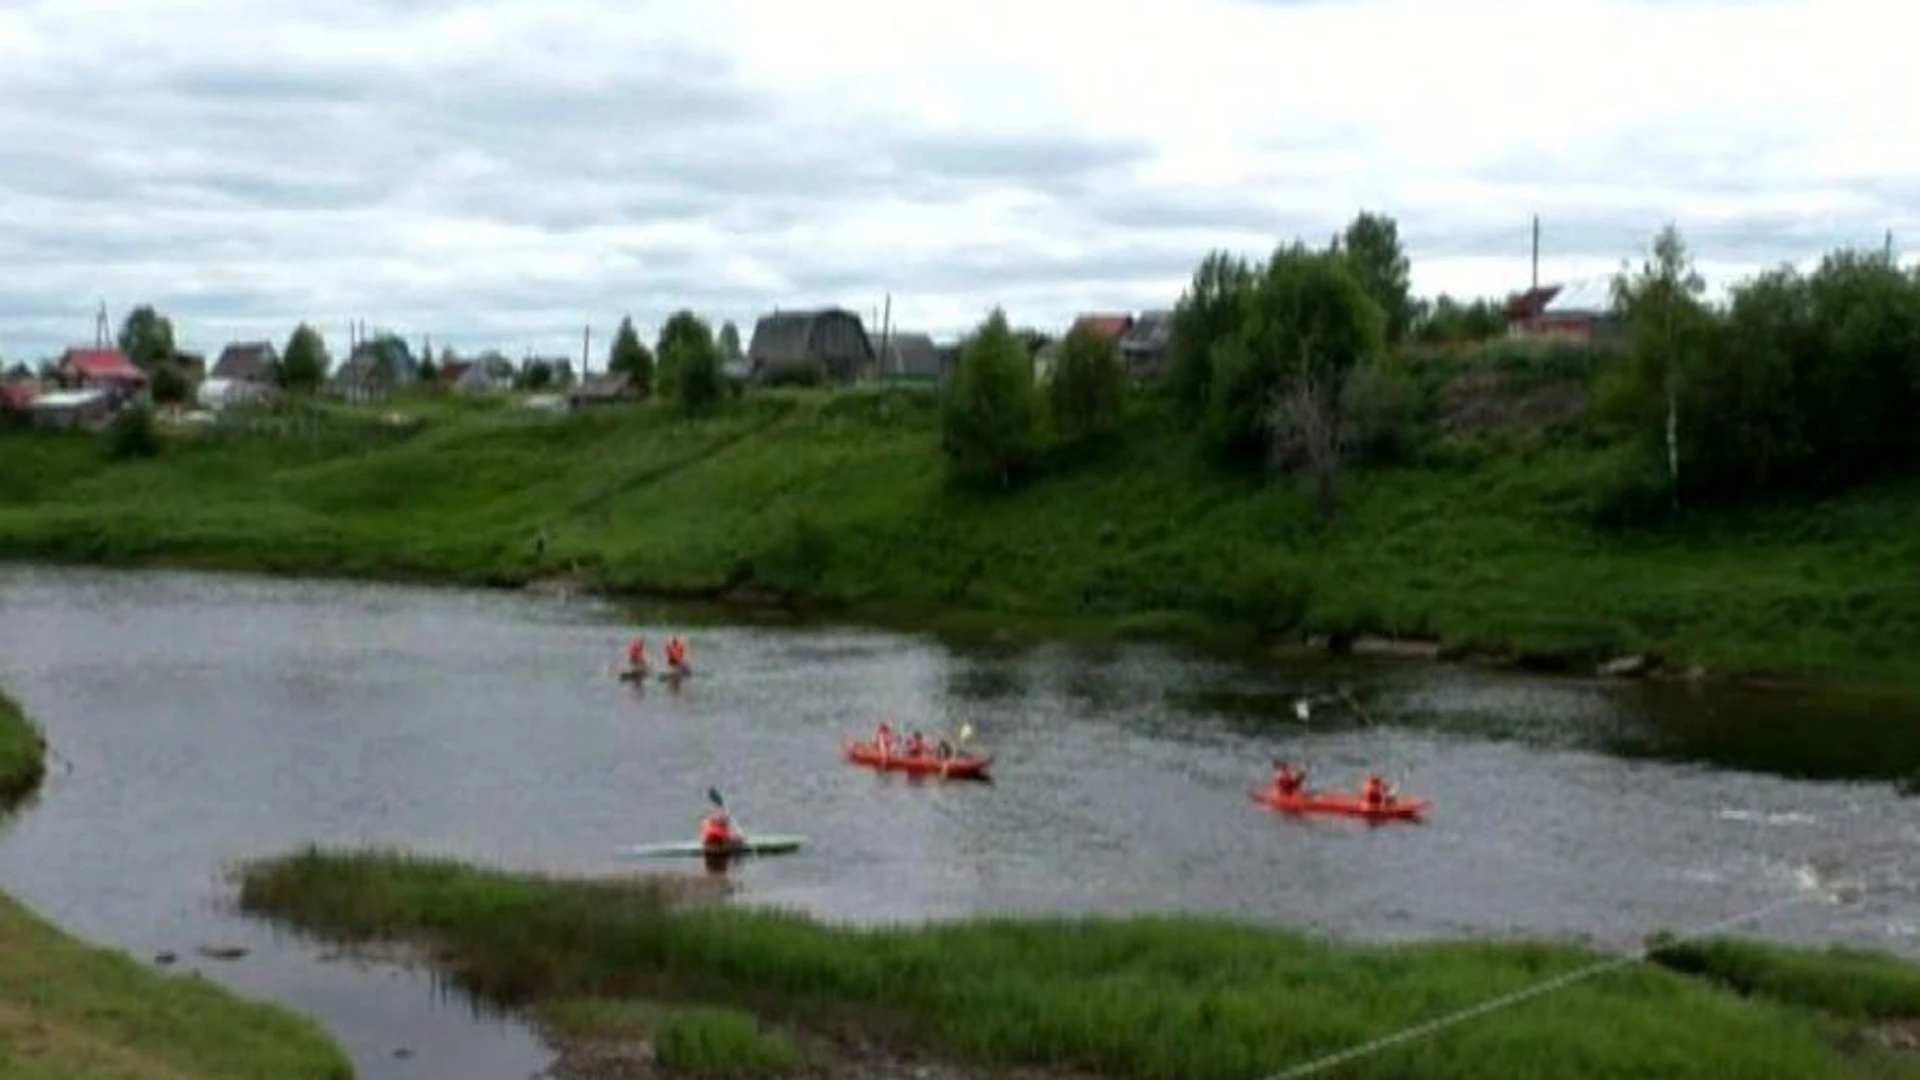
[1118, 310, 1173, 379]
[1509, 278, 1622, 345]
[54, 346, 147, 405]
[567, 371, 642, 411]
[438, 352, 517, 395]
[1035, 313, 1134, 383]
[869, 331, 946, 384]
[211, 341, 279, 384]
[746, 307, 874, 385]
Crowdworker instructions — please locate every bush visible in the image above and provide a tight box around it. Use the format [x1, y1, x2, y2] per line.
[940, 309, 1041, 487]
[1343, 354, 1431, 465]
[103, 403, 161, 460]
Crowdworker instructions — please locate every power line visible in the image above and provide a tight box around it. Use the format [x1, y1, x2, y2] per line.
[1253, 878, 1864, 1080]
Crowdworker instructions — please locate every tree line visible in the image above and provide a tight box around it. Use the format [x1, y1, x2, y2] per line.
[937, 211, 1920, 522]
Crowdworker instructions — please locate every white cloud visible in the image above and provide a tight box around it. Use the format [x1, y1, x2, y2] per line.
[0, 0, 1913, 362]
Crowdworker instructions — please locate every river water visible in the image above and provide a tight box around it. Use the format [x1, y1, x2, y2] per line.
[1, 564, 1916, 1079]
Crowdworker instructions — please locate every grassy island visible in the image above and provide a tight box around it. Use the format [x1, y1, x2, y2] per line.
[236, 846, 1920, 1080]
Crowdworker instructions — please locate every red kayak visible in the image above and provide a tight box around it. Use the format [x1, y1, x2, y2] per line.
[1250, 785, 1428, 822]
[842, 739, 992, 780]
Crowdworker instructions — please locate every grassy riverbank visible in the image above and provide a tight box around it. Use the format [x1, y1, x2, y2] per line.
[0, 690, 44, 807]
[0, 689, 353, 1080]
[4, 387, 1918, 694]
[237, 847, 1920, 1080]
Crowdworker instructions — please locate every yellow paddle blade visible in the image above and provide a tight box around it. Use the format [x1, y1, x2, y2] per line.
[958, 723, 975, 742]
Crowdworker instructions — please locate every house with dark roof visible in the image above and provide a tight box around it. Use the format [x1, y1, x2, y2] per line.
[870, 331, 945, 383]
[746, 308, 874, 385]
[1118, 310, 1173, 378]
[212, 341, 279, 384]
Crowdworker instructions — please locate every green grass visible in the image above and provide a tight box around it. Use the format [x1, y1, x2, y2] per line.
[4, 386, 1919, 694]
[0, 689, 45, 807]
[237, 847, 1920, 1080]
[540, 999, 806, 1077]
[0, 688, 353, 1080]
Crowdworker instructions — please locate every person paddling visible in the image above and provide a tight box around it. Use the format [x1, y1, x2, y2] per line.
[1272, 759, 1306, 796]
[699, 808, 736, 850]
[1361, 772, 1392, 810]
[625, 635, 649, 673]
[665, 634, 689, 675]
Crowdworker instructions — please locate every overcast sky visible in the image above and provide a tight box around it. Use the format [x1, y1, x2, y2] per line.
[2, 0, 1915, 363]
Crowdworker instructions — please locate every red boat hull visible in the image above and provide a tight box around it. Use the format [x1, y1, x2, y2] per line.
[842, 739, 991, 779]
[1250, 785, 1428, 821]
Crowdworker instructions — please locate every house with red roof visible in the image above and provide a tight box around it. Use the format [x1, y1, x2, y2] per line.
[56, 347, 148, 400]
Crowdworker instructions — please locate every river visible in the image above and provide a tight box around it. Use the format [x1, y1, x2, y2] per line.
[1, 564, 1916, 1079]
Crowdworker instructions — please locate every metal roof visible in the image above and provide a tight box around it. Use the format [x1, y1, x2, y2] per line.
[1540, 277, 1617, 315]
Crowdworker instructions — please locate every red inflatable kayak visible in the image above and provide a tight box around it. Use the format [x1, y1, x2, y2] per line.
[842, 739, 992, 780]
[1250, 785, 1428, 821]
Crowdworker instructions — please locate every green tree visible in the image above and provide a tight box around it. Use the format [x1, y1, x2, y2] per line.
[1208, 243, 1384, 515]
[608, 315, 654, 393]
[940, 308, 1040, 486]
[149, 361, 191, 406]
[656, 310, 722, 412]
[1333, 211, 1414, 345]
[103, 402, 161, 460]
[1604, 223, 1714, 508]
[278, 323, 329, 393]
[116, 305, 176, 371]
[518, 359, 555, 391]
[1047, 322, 1127, 446]
[717, 321, 743, 367]
[1166, 251, 1256, 417]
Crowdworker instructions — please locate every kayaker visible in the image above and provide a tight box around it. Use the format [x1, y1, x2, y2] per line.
[625, 636, 648, 671]
[1362, 773, 1391, 809]
[905, 731, 928, 757]
[875, 721, 895, 753]
[665, 635, 689, 671]
[699, 810, 735, 848]
[1272, 760, 1305, 795]
[934, 739, 954, 760]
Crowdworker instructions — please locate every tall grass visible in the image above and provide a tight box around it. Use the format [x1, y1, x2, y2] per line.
[239, 848, 1920, 1080]
[3, 387, 1918, 693]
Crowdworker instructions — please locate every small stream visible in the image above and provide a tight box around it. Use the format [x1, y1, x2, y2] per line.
[1, 564, 1916, 1079]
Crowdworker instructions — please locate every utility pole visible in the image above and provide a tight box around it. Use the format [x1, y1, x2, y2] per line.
[581, 324, 590, 382]
[1530, 214, 1540, 292]
[1886, 228, 1895, 263]
[879, 292, 892, 377]
[95, 300, 109, 347]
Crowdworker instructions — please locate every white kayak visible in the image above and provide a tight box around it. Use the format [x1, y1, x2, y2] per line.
[623, 834, 804, 858]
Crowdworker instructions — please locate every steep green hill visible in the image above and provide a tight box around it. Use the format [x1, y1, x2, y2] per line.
[4, 387, 1917, 694]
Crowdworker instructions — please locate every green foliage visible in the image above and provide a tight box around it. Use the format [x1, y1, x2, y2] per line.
[517, 359, 555, 391]
[652, 1006, 805, 1077]
[1344, 353, 1432, 466]
[608, 316, 655, 394]
[1335, 210, 1415, 344]
[1412, 294, 1508, 345]
[1205, 243, 1384, 476]
[657, 310, 723, 412]
[1603, 230, 1920, 507]
[1, 688, 46, 808]
[278, 324, 328, 393]
[116, 305, 176, 371]
[1652, 937, 1920, 1021]
[149, 360, 191, 406]
[240, 848, 1920, 1080]
[716, 321, 743, 366]
[1046, 323, 1127, 447]
[940, 309, 1040, 486]
[1166, 251, 1256, 417]
[103, 403, 161, 460]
